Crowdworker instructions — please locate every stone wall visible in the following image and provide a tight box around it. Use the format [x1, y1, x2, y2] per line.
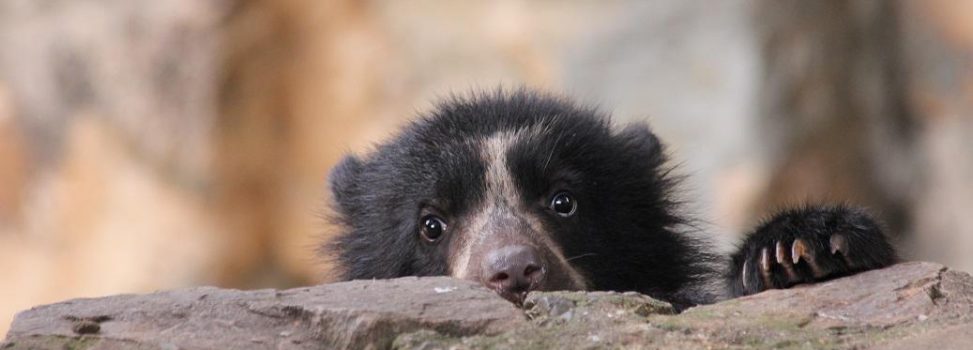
[4, 262, 972, 349]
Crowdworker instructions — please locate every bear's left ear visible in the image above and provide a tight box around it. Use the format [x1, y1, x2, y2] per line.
[615, 123, 663, 157]
[329, 155, 365, 214]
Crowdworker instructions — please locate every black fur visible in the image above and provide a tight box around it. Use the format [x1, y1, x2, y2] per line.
[326, 89, 897, 308]
[727, 205, 898, 297]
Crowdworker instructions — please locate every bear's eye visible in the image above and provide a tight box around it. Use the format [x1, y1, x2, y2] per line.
[549, 191, 577, 217]
[420, 215, 447, 242]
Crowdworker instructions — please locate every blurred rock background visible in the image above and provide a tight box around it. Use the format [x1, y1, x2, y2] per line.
[0, 0, 971, 335]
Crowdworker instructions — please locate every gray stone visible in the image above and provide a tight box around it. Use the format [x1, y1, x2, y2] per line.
[5, 262, 973, 349]
[393, 262, 973, 349]
[2, 277, 525, 349]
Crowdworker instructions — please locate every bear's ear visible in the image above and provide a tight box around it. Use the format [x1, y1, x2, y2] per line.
[615, 123, 663, 157]
[329, 155, 365, 213]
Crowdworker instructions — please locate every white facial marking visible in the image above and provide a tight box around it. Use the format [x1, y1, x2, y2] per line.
[450, 133, 513, 279]
[449, 127, 589, 289]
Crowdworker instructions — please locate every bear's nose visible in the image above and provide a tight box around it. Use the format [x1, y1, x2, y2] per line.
[482, 245, 546, 304]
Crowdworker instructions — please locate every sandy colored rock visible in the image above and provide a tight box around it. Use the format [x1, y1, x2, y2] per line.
[4, 262, 973, 349]
[2, 277, 525, 349]
[397, 262, 973, 349]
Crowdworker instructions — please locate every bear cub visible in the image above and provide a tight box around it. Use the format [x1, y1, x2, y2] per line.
[326, 89, 897, 309]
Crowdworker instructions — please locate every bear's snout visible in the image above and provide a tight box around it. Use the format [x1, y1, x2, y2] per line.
[481, 245, 546, 304]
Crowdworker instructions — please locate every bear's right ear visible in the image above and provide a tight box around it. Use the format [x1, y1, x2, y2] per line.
[328, 155, 365, 213]
[615, 123, 663, 157]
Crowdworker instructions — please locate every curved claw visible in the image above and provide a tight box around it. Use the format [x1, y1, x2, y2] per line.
[741, 259, 750, 291]
[791, 238, 807, 264]
[792, 238, 826, 278]
[775, 241, 800, 282]
[830, 234, 848, 255]
[759, 247, 774, 288]
[830, 234, 855, 267]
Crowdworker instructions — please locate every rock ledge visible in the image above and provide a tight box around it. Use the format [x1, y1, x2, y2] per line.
[4, 262, 972, 349]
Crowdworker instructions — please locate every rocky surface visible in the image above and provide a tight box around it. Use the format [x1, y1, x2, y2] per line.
[4, 262, 973, 349]
[1, 277, 525, 349]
